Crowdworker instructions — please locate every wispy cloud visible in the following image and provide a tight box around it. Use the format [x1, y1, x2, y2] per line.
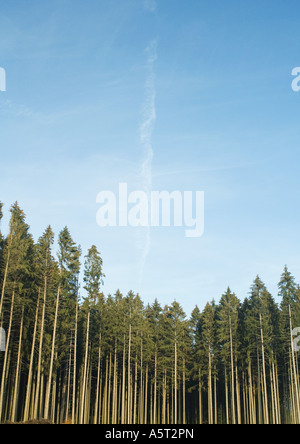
[0, 99, 36, 119]
[138, 39, 158, 282]
[143, 0, 157, 13]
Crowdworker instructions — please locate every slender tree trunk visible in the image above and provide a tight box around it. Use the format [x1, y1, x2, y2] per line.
[0, 289, 15, 422]
[127, 322, 132, 424]
[72, 302, 78, 424]
[34, 278, 47, 419]
[24, 291, 40, 421]
[111, 340, 117, 425]
[174, 340, 178, 425]
[225, 366, 229, 424]
[229, 318, 236, 424]
[162, 369, 167, 425]
[139, 336, 144, 424]
[11, 306, 24, 422]
[153, 350, 157, 424]
[260, 314, 269, 424]
[183, 359, 186, 425]
[133, 357, 138, 424]
[107, 352, 112, 424]
[236, 362, 242, 424]
[94, 340, 102, 424]
[44, 285, 60, 419]
[289, 305, 300, 423]
[144, 364, 148, 425]
[121, 336, 126, 424]
[208, 350, 213, 425]
[198, 371, 203, 425]
[80, 307, 90, 424]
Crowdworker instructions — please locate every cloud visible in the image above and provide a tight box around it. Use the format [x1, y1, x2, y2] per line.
[143, 0, 157, 13]
[138, 39, 158, 282]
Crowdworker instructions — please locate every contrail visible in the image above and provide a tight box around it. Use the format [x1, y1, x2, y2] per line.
[138, 39, 158, 282]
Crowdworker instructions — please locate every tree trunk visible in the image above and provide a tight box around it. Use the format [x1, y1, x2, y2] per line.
[0, 289, 15, 422]
[11, 306, 24, 422]
[80, 307, 90, 424]
[72, 302, 78, 424]
[24, 291, 40, 421]
[44, 285, 60, 419]
[34, 277, 47, 418]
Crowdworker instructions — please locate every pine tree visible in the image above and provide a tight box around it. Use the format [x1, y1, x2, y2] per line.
[278, 267, 300, 423]
[201, 301, 217, 424]
[44, 227, 81, 421]
[80, 245, 104, 424]
[0, 203, 34, 423]
[217, 288, 241, 424]
[0, 201, 300, 425]
[190, 305, 205, 424]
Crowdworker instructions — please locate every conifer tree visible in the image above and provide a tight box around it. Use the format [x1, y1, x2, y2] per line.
[44, 227, 81, 421]
[80, 245, 104, 424]
[0, 201, 299, 424]
[0, 203, 33, 422]
[217, 288, 240, 424]
[278, 267, 300, 423]
[201, 301, 217, 424]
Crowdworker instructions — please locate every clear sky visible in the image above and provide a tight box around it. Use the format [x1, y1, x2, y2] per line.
[1, 0, 300, 314]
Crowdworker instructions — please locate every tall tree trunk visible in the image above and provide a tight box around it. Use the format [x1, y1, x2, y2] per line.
[289, 305, 300, 423]
[94, 340, 102, 424]
[225, 366, 229, 424]
[208, 350, 213, 424]
[11, 306, 24, 422]
[72, 302, 78, 424]
[44, 285, 60, 420]
[153, 350, 157, 424]
[127, 322, 132, 424]
[24, 291, 40, 421]
[80, 308, 90, 424]
[260, 313, 269, 424]
[229, 318, 236, 424]
[0, 289, 15, 422]
[198, 371, 203, 425]
[183, 359, 186, 425]
[121, 336, 126, 424]
[174, 340, 178, 425]
[34, 277, 47, 418]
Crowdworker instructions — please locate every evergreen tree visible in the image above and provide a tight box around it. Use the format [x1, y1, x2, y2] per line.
[278, 267, 300, 423]
[217, 288, 241, 424]
[0, 203, 34, 422]
[0, 201, 299, 424]
[80, 245, 104, 424]
[201, 301, 217, 424]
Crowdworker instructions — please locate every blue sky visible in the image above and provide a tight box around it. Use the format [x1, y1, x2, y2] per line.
[1, 0, 300, 314]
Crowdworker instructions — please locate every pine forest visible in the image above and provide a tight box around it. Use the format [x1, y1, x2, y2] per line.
[0, 201, 300, 425]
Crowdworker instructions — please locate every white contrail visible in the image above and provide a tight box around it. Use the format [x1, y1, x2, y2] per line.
[139, 39, 158, 282]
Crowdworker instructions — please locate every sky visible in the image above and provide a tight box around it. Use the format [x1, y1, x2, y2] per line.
[1, 0, 300, 315]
